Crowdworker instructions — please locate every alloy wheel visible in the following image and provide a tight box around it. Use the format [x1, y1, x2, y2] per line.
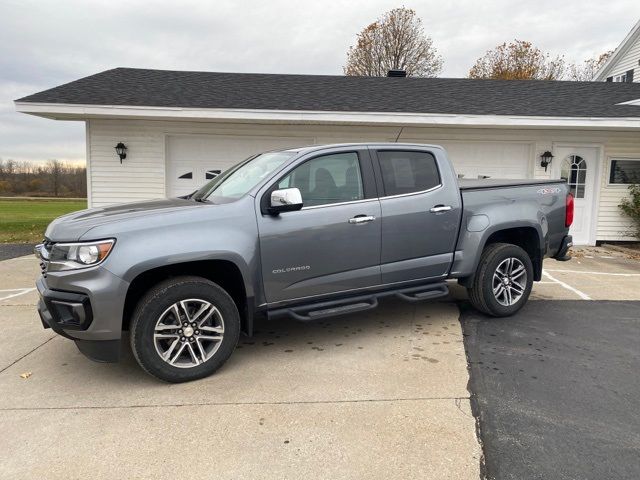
[153, 298, 225, 368]
[492, 257, 527, 307]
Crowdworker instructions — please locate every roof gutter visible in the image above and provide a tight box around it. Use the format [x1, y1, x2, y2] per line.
[14, 101, 640, 130]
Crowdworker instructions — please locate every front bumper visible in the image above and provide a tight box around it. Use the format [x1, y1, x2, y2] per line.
[37, 286, 93, 331]
[36, 266, 129, 363]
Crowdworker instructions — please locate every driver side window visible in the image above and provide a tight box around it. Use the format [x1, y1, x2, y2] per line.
[278, 152, 364, 207]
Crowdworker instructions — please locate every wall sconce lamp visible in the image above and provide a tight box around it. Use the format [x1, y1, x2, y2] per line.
[115, 142, 127, 163]
[540, 151, 554, 172]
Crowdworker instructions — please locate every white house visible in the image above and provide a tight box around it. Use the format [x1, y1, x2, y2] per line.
[594, 19, 640, 83]
[15, 68, 640, 245]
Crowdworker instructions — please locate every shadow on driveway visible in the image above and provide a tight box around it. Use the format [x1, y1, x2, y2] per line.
[461, 300, 640, 480]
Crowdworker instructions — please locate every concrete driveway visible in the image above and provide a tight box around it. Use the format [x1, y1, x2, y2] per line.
[1, 246, 638, 479]
[0, 255, 480, 480]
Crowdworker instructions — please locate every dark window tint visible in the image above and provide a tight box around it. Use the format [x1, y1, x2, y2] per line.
[377, 151, 440, 196]
[610, 159, 640, 184]
[278, 152, 364, 207]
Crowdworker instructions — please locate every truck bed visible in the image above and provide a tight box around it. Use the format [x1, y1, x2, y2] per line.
[458, 178, 566, 190]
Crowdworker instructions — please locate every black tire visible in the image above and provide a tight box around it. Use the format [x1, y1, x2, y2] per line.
[130, 276, 240, 383]
[467, 243, 533, 317]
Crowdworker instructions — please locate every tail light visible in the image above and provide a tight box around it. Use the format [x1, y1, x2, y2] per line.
[565, 192, 574, 227]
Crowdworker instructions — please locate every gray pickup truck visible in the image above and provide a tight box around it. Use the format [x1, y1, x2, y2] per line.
[35, 143, 573, 382]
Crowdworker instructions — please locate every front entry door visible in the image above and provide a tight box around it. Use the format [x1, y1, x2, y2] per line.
[257, 149, 382, 304]
[553, 146, 599, 245]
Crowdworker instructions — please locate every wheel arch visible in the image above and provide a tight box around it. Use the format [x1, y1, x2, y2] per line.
[454, 223, 544, 286]
[122, 259, 254, 336]
[482, 226, 543, 281]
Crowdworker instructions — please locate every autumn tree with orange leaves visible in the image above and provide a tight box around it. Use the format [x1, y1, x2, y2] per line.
[468, 40, 565, 80]
[344, 8, 443, 77]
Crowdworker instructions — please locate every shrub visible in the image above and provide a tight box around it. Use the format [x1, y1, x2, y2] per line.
[619, 184, 640, 238]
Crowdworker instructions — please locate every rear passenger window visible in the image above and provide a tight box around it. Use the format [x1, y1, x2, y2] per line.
[377, 150, 440, 196]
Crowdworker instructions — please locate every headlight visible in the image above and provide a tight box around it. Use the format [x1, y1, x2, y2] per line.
[48, 239, 115, 271]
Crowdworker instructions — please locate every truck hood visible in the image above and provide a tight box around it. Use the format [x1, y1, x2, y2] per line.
[45, 198, 208, 241]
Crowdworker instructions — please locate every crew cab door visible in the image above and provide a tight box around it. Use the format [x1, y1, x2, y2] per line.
[257, 148, 381, 304]
[371, 147, 462, 284]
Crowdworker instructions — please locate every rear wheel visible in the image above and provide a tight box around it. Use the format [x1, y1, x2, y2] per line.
[468, 243, 533, 317]
[130, 276, 240, 383]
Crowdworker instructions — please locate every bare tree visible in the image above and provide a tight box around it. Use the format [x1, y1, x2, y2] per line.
[47, 159, 63, 197]
[568, 51, 613, 81]
[0, 159, 86, 197]
[468, 40, 565, 80]
[344, 7, 443, 77]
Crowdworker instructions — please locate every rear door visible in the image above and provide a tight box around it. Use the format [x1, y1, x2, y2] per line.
[257, 148, 381, 304]
[371, 147, 462, 284]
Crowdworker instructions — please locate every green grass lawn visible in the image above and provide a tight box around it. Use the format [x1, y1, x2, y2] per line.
[0, 198, 87, 243]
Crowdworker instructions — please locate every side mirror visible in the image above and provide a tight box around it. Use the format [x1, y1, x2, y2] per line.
[269, 188, 303, 214]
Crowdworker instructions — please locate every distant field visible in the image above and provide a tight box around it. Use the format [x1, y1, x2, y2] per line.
[0, 198, 87, 243]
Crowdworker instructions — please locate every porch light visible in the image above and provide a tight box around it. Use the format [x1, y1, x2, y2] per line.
[115, 142, 127, 163]
[540, 151, 554, 171]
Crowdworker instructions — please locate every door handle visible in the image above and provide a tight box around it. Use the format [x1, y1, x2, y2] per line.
[348, 215, 376, 224]
[430, 205, 452, 213]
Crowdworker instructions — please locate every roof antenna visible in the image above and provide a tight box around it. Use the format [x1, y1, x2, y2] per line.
[394, 126, 404, 142]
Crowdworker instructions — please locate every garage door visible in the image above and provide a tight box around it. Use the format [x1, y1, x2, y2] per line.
[166, 135, 313, 197]
[438, 141, 533, 179]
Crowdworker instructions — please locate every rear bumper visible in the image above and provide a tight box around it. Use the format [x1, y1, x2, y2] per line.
[554, 235, 573, 262]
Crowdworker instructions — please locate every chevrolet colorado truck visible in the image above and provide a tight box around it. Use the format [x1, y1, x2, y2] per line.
[35, 143, 573, 382]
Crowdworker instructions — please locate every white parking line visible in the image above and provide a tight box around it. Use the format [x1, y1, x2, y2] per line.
[542, 270, 591, 300]
[544, 269, 640, 277]
[0, 288, 36, 301]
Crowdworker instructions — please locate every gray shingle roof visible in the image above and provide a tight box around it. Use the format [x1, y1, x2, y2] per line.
[15, 67, 640, 118]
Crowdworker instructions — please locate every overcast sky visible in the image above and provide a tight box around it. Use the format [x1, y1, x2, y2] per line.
[1, 0, 638, 165]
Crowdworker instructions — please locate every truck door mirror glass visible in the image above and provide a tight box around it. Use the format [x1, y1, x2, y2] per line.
[269, 188, 303, 214]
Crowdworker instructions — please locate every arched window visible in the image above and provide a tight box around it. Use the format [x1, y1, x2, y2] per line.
[560, 155, 586, 198]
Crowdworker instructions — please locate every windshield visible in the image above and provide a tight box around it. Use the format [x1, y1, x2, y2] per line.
[192, 151, 295, 203]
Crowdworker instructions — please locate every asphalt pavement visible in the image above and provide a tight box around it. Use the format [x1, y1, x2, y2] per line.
[0, 243, 35, 261]
[462, 300, 640, 480]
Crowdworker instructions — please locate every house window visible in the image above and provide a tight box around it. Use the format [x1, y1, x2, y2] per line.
[611, 69, 634, 83]
[560, 155, 587, 198]
[609, 159, 640, 184]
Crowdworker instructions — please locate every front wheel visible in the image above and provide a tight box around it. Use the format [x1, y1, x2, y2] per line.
[467, 243, 534, 317]
[130, 276, 240, 383]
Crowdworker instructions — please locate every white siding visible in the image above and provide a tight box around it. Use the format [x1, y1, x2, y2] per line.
[597, 133, 640, 240]
[598, 24, 640, 81]
[88, 120, 166, 207]
[607, 34, 640, 81]
[87, 119, 640, 241]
